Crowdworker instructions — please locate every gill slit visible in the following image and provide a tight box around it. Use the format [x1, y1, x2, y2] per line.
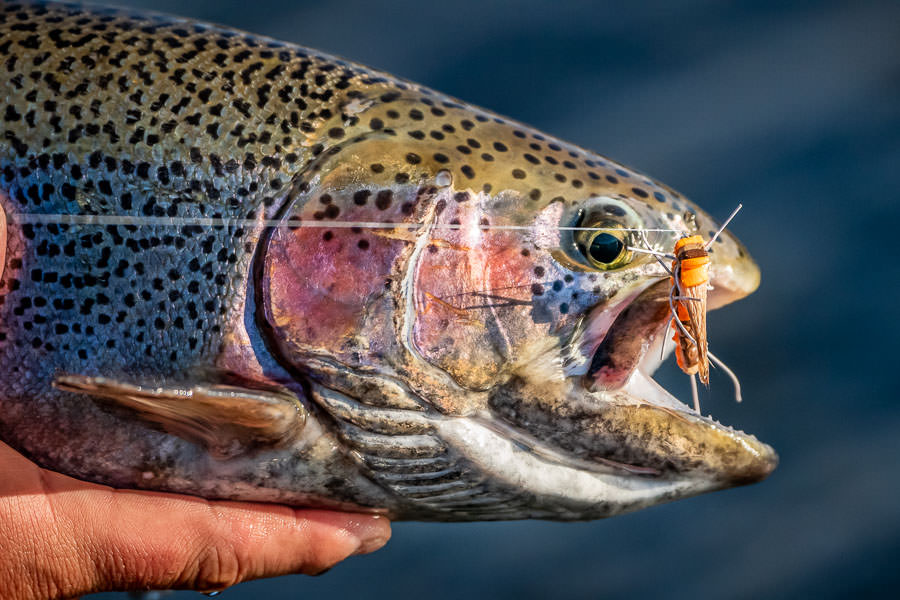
[397, 196, 462, 395]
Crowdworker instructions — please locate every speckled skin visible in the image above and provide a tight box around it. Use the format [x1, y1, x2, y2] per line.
[0, 1, 774, 521]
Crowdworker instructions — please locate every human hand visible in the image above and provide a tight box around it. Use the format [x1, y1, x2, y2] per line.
[0, 440, 391, 599]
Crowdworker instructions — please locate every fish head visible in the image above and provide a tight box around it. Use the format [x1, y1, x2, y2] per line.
[259, 97, 774, 519]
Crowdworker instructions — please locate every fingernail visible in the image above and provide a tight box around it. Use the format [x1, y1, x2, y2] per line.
[346, 514, 391, 555]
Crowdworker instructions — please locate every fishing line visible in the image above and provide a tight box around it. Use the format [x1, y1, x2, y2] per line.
[6, 213, 681, 233]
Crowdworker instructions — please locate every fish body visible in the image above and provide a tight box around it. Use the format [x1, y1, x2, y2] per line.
[0, 1, 775, 521]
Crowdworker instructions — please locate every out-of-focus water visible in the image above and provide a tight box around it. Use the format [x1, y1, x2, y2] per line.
[93, 1, 900, 598]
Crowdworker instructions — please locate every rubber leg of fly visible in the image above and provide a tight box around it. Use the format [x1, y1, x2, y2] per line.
[661, 317, 672, 360]
[690, 373, 700, 413]
[705, 204, 743, 249]
[709, 350, 743, 404]
[668, 283, 697, 346]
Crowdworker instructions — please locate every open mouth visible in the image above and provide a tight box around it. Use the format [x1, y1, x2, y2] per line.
[581, 279, 706, 415]
[540, 277, 778, 483]
[582, 278, 744, 415]
[586, 279, 674, 397]
[472, 274, 776, 516]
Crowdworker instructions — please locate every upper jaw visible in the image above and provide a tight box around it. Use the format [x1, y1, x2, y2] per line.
[708, 251, 761, 309]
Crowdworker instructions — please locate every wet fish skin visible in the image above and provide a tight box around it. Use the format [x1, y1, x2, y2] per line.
[0, 1, 774, 521]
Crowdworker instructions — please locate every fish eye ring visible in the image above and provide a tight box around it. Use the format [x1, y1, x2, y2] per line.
[554, 198, 642, 272]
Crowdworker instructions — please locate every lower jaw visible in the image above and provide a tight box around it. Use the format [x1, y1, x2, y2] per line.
[451, 413, 704, 517]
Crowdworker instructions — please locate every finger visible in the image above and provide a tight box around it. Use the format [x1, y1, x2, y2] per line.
[83, 490, 392, 592]
[95, 494, 390, 592]
[0, 442, 391, 596]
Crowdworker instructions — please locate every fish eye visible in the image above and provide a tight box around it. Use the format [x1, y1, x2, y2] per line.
[554, 199, 641, 272]
[576, 225, 631, 270]
[587, 232, 625, 265]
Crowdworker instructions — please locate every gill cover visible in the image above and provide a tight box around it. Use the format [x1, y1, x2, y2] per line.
[257, 123, 666, 407]
[257, 132, 572, 404]
[258, 133, 437, 373]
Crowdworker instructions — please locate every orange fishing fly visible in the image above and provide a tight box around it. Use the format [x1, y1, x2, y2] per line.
[632, 204, 744, 413]
[670, 234, 711, 384]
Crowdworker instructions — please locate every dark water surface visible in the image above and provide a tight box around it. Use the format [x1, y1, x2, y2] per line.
[92, 0, 900, 598]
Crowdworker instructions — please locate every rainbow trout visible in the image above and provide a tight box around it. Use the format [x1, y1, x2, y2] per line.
[0, 1, 775, 520]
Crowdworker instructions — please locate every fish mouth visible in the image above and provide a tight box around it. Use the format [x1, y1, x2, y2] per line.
[485, 277, 776, 512]
[578, 278, 776, 484]
[585, 279, 674, 393]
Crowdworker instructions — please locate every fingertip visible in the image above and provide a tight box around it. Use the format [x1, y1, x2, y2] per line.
[294, 510, 392, 556]
[195, 506, 392, 579]
[348, 514, 392, 555]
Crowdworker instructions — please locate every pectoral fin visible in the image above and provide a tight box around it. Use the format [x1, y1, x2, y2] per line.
[54, 376, 307, 459]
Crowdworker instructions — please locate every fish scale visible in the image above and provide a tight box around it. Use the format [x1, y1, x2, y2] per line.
[0, 1, 774, 522]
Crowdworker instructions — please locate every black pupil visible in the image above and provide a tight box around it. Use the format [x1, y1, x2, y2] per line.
[588, 233, 624, 263]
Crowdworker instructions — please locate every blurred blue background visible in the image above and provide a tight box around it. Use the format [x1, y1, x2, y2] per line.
[93, 0, 900, 598]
